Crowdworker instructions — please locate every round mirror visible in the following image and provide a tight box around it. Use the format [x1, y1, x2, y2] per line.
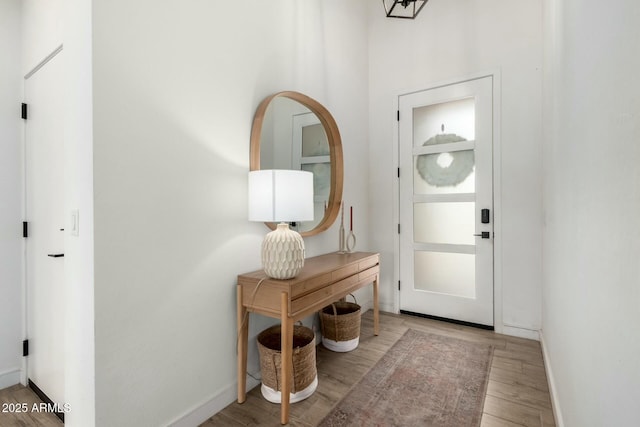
[250, 91, 343, 237]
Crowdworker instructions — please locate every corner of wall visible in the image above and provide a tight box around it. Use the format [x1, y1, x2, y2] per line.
[167, 377, 261, 427]
[500, 325, 540, 342]
[0, 369, 22, 390]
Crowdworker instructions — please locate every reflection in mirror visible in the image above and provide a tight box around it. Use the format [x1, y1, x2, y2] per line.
[295, 116, 331, 232]
[259, 98, 330, 232]
[251, 92, 343, 237]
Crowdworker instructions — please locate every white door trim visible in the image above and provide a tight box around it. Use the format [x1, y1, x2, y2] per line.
[392, 69, 503, 333]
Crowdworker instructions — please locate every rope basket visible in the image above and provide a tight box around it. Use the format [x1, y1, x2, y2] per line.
[320, 294, 361, 352]
[257, 324, 317, 394]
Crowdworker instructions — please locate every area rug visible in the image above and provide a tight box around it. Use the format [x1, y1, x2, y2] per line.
[318, 329, 493, 427]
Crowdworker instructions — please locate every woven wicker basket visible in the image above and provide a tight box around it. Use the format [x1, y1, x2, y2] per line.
[257, 324, 316, 394]
[319, 295, 361, 351]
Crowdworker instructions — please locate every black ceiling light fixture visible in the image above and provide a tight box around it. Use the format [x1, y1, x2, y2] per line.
[382, 0, 429, 19]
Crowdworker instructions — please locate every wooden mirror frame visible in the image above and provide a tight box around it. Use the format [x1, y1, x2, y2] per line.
[250, 91, 344, 237]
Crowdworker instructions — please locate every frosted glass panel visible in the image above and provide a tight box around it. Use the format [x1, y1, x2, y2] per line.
[413, 96, 476, 195]
[414, 202, 475, 245]
[301, 124, 329, 157]
[414, 150, 475, 194]
[414, 251, 476, 298]
[301, 162, 330, 199]
[413, 97, 475, 145]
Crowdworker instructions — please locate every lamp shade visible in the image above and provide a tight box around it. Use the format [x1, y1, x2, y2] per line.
[248, 169, 314, 223]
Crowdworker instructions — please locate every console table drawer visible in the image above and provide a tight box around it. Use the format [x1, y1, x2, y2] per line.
[359, 265, 379, 281]
[331, 264, 358, 281]
[291, 272, 333, 298]
[291, 274, 358, 315]
[359, 256, 379, 271]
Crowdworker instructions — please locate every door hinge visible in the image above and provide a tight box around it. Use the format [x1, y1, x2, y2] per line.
[23, 221, 28, 238]
[397, 167, 400, 178]
[397, 110, 400, 121]
[397, 224, 401, 234]
[398, 280, 401, 290]
[21, 103, 27, 120]
[23, 340, 29, 357]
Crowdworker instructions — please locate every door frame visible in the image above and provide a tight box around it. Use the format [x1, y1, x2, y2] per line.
[392, 70, 504, 334]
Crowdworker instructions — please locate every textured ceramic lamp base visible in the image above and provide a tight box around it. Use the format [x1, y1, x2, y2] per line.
[262, 223, 305, 279]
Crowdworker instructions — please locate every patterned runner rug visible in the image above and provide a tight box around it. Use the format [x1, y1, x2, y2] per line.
[318, 328, 493, 427]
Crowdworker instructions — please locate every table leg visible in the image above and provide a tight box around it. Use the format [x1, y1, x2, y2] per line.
[373, 273, 380, 336]
[237, 283, 248, 403]
[280, 291, 293, 425]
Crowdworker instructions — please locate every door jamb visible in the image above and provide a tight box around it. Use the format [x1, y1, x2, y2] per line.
[392, 70, 504, 334]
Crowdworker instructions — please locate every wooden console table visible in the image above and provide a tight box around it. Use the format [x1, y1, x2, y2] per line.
[236, 251, 380, 425]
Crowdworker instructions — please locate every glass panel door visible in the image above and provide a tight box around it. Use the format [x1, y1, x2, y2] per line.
[399, 77, 494, 326]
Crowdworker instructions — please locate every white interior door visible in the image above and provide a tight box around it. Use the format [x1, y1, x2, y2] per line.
[399, 77, 494, 327]
[25, 50, 65, 407]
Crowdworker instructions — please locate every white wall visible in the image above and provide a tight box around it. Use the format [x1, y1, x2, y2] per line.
[368, 0, 543, 334]
[541, 1, 640, 425]
[91, 1, 369, 425]
[0, 0, 24, 390]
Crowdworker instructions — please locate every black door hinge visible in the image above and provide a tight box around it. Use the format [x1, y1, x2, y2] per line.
[21, 103, 27, 120]
[23, 222, 28, 238]
[23, 340, 29, 357]
[398, 224, 400, 234]
[398, 280, 401, 290]
[397, 167, 400, 178]
[397, 110, 400, 121]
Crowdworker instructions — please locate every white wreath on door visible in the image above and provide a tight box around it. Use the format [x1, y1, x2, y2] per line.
[415, 133, 475, 187]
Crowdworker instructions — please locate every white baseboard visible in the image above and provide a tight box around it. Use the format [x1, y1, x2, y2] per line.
[0, 368, 21, 390]
[539, 331, 564, 427]
[500, 324, 540, 341]
[167, 375, 261, 427]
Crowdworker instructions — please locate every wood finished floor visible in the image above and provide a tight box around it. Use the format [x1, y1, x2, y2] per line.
[205, 311, 556, 427]
[0, 312, 555, 427]
[0, 384, 62, 427]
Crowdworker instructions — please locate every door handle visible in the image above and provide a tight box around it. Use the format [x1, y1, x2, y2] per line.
[47, 253, 64, 258]
[473, 232, 490, 239]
